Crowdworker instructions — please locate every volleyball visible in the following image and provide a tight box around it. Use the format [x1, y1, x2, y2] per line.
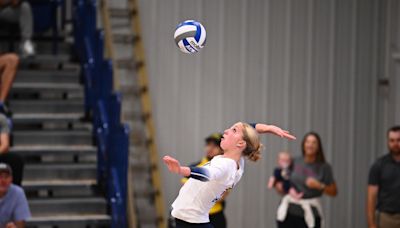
[174, 20, 207, 54]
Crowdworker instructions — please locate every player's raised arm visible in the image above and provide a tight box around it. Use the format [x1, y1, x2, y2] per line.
[250, 123, 296, 140]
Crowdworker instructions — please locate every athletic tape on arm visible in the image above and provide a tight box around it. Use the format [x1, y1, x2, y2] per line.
[189, 167, 211, 182]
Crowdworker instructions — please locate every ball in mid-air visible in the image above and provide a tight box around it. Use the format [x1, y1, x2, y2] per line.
[174, 20, 206, 54]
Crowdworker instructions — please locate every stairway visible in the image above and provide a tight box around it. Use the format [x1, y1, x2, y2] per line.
[100, 0, 166, 227]
[9, 53, 110, 228]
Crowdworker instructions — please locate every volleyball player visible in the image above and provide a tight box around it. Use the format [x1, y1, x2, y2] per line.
[164, 122, 295, 228]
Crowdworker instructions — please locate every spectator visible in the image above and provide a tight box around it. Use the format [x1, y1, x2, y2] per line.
[367, 126, 400, 228]
[0, 53, 19, 114]
[0, 113, 23, 186]
[0, 163, 31, 228]
[0, 0, 35, 57]
[275, 132, 338, 228]
[267, 151, 303, 200]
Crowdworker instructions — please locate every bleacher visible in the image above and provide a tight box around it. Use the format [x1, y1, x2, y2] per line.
[1, 1, 129, 227]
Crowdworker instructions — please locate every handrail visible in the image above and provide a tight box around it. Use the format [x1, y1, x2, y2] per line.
[99, 1, 138, 226]
[73, 1, 129, 227]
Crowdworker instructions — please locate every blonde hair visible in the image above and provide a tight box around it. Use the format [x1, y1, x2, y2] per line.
[241, 123, 263, 162]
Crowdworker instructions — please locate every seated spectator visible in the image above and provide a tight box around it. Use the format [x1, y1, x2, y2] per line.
[0, 113, 23, 186]
[0, 163, 31, 228]
[0, 0, 35, 57]
[0, 53, 19, 114]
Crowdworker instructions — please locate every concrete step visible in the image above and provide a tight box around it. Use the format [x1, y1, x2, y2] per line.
[11, 145, 96, 156]
[110, 21, 131, 31]
[13, 113, 84, 124]
[116, 58, 136, 69]
[15, 69, 80, 84]
[134, 187, 158, 198]
[24, 163, 96, 181]
[136, 198, 160, 225]
[20, 54, 71, 66]
[109, 8, 135, 18]
[122, 109, 151, 122]
[13, 130, 92, 145]
[12, 122, 92, 132]
[130, 158, 151, 172]
[27, 214, 110, 227]
[113, 33, 139, 44]
[29, 197, 107, 216]
[23, 179, 97, 197]
[138, 214, 159, 226]
[120, 84, 143, 97]
[11, 145, 96, 164]
[23, 179, 96, 190]
[11, 82, 83, 93]
[130, 132, 149, 147]
[9, 100, 84, 114]
[129, 145, 149, 158]
[28, 42, 73, 56]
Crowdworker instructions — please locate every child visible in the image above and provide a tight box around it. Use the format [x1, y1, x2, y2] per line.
[268, 152, 303, 200]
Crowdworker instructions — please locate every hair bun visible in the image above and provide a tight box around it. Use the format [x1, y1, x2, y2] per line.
[247, 143, 263, 162]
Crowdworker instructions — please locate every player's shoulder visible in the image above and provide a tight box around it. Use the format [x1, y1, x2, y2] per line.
[211, 155, 223, 161]
[211, 155, 236, 168]
[211, 155, 227, 163]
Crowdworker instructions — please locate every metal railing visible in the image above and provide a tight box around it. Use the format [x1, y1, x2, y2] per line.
[73, 1, 129, 227]
[98, 1, 139, 227]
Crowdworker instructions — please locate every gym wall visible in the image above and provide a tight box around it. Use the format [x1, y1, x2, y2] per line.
[134, 0, 400, 227]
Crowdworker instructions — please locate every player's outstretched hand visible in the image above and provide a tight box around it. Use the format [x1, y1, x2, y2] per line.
[267, 125, 296, 140]
[256, 124, 296, 140]
[163, 156, 181, 174]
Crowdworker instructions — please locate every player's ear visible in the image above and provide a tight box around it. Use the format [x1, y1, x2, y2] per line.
[237, 140, 246, 149]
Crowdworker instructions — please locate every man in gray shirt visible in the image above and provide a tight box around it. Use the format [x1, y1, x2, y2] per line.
[0, 163, 31, 228]
[367, 126, 400, 228]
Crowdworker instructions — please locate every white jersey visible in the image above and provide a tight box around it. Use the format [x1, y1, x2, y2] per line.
[171, 155, 245, 223]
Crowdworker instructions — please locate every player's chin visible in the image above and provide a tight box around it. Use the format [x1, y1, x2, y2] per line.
[220, 141, 227, 151]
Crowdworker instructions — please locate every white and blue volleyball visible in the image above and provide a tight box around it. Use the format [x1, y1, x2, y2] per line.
[174, 20, 206, 54]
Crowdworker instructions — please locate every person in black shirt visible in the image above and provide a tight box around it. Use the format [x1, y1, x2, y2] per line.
[367, 126, 400, 228]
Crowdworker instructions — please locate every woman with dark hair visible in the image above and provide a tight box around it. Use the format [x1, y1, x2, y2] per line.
[275, 132, 338, 228]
